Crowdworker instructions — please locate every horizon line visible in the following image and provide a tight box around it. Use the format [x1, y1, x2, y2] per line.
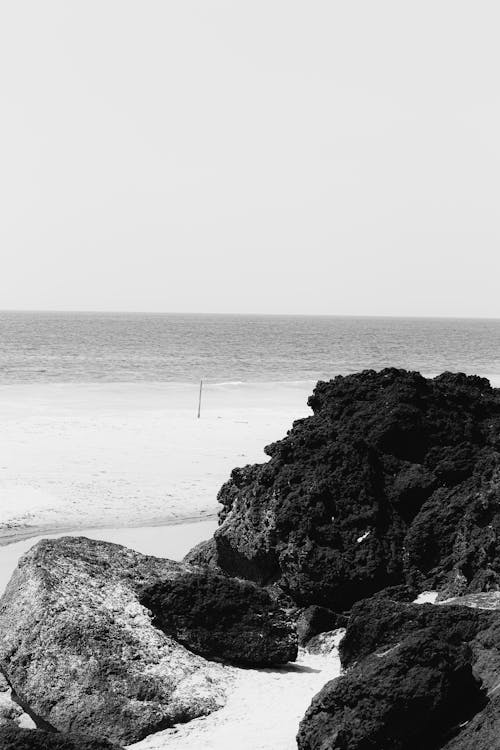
[0, 308, 499, 322]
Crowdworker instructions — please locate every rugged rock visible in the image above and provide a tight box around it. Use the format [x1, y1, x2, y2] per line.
[339, 597, 488, 670]
[192, 369, 500, 609]
[297, 630, 486, 750]
[183, 538, 220, 570]
[0, 672, 9, 692]
[300, 594, 500, 748]
[442, 694, 500, 749]
[141, 570, 297, 666]
[295, 605, 347, 646]
[339, 596, 500, 694]
[0, 726, 122, 749]
[0, 537, 232, 745]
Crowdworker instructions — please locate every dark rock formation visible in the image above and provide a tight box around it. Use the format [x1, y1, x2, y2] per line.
[192, 369, 500, 610]
[295, 605, 347, 646]
[340, 596, 500, 694]
[298, 594, 500, 749]
[0, 537, 231, 745]
[183, 538, 220, 570]
[442, 694, 500, 750]
[297, 630, 486, 750]
[141, 570, 297, 666]
[339, 597, 487, 670]
[0, 726, 122, 749]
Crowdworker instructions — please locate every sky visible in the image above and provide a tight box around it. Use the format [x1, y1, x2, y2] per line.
[1, 1, 499, 317]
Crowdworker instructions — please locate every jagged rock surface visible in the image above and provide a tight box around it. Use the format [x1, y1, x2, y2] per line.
[141, 570, 297, 666]
[295, 605, 347, 646]
[0, 726, 122, 749]
[297, 630, 486, 750]
[299, 595, 500, 749]
[195, 369, 500, 609]
[0, 537, 233, 745]
[341, 596, 500, 694]
[183, 538, 220, 570]
[339, 597, 487, 669]
[442, 694, 500, 750]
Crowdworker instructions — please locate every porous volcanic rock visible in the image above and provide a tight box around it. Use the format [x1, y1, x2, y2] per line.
[0, 726, 122, 749]
[441, 694, 500, 750]
[0, 537, 233, 745]
[339, 597, 487, 670]
[302, 595, 500, 749]
[193, 369, 500, 609]
[183, 538, 220, 570]
[339, 596, 500, 692]
[141, 570, 297, 666]
[297, 630, 486, 750]
[295, 605, 347, 646]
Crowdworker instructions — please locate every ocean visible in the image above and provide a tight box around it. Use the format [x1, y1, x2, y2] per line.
[1, 311, 500, 385]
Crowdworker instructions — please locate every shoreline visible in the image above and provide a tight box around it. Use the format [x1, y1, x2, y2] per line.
[0, 380, 311, 537]
[0, 511, 218, 548]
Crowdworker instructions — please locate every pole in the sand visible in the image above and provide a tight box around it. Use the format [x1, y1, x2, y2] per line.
[197, 379, 203, 418]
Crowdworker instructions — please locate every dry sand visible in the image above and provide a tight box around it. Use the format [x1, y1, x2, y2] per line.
[0, 381, 312, 540]
[129, 644, 343, 750]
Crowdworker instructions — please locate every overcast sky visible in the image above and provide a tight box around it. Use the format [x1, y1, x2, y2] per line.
[1, 2, 499, 317]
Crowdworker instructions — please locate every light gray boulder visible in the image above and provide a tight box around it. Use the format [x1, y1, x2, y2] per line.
[0, 537, 230, 745]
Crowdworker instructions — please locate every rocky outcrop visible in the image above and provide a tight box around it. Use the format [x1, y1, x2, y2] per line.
[297, 629, 486, 750]
[0, 537, 295, 744]
[141, 570, 297, 666]
[298, 594, 500, 749]
[338, 596, 500, 693]
[442, 694, 500, 750]
[191, 369, 500, 610]
[295, 605, 347, 646]
[183, 538, 220, 570]
[339, 597, 488, 670]
[0, 726, 122, 749]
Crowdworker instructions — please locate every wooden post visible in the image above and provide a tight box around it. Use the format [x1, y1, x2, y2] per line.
[197, 379, 203, 418]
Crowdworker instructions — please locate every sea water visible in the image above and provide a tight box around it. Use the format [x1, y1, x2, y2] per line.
[1, 311, 500, 385]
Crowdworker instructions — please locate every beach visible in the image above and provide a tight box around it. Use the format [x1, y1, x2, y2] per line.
[2, 313, 500, 748]
[0, 381, 312, 542]
[0, 379, 333, 749]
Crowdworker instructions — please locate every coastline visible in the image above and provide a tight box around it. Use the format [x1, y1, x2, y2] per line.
[0, 380, 312, 539]
[0, 517, 219, 598]
[0, 510, 218, 548]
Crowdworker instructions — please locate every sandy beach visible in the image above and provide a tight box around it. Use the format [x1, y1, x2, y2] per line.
[0, 381, 312, 541]
[129, 640, 343, 750]
[0, 380, 330, 748]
